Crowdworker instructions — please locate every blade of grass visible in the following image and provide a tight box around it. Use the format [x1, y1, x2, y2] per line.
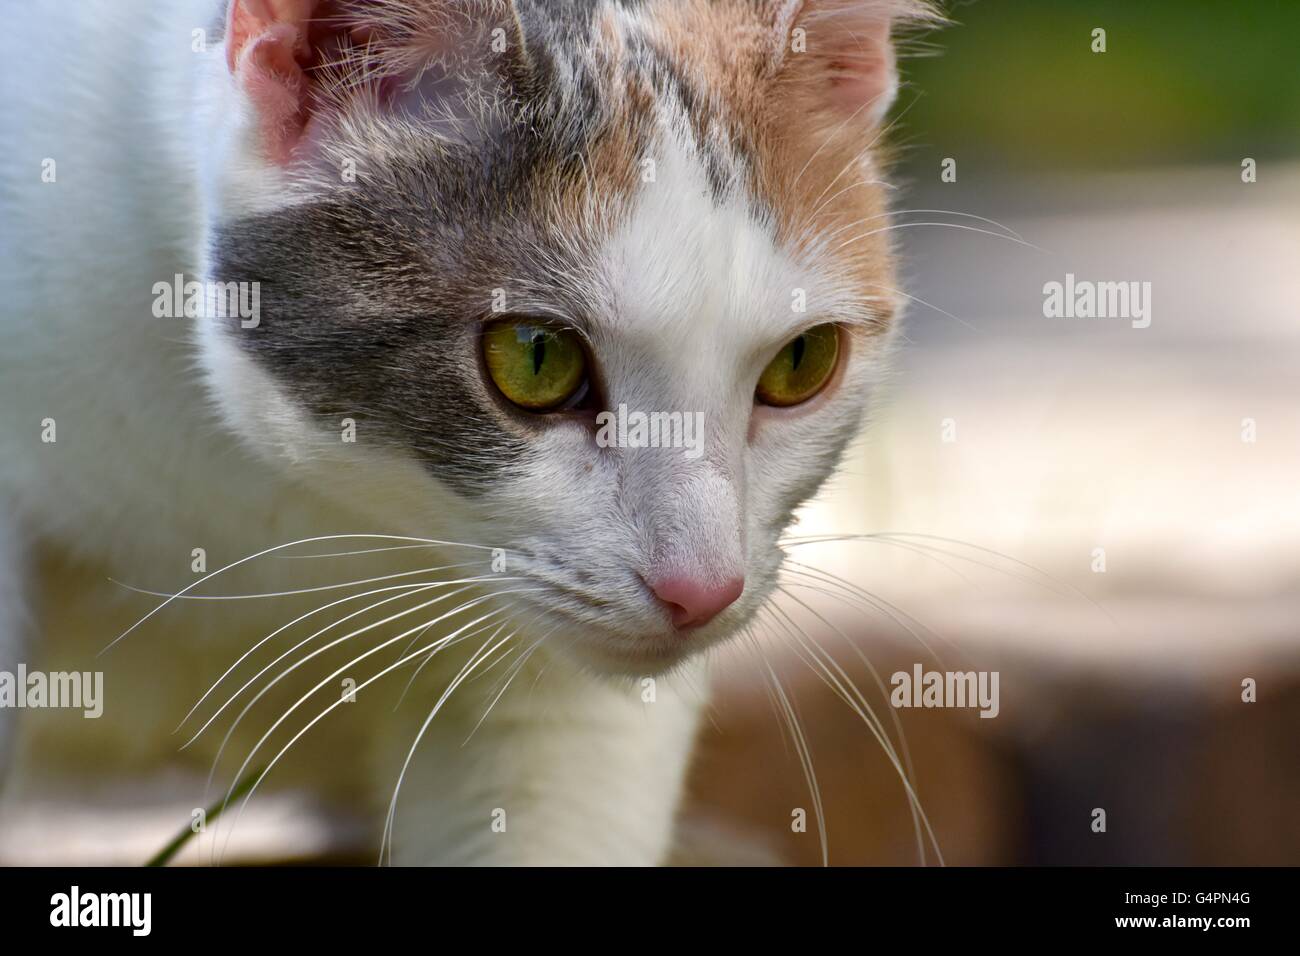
[145, 767, 265, 867]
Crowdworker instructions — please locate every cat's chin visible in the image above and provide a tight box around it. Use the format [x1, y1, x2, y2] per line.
[563, 636, 710, 679]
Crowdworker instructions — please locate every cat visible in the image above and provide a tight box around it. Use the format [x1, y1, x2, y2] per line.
[0, 0, 938, 864]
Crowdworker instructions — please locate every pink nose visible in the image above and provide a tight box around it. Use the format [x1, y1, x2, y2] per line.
[649, 575, 745, 630]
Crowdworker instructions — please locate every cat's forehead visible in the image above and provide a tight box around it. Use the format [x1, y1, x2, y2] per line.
[591, 127, 835, 353]
[521, 0, 895, 342]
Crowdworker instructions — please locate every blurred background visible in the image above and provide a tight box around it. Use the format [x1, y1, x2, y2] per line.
[683, 0, 1300, 865]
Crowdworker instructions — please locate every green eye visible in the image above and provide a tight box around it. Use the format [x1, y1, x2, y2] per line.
[756, 323, 840, 407]
[483, 319, 588, 412]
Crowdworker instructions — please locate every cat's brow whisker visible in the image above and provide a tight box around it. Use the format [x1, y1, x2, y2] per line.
[789, 86, 889, 192]
[893, 208, 1028, 243]
[795, 86, 918, 199]
[865, 282, 982, 333]
[803, 179, 890, 225]
[816, 208, 1019, 251]
[103, 534, 503, 655]
[819, 206, 1027, 248]
[835, 221, 1047, 254]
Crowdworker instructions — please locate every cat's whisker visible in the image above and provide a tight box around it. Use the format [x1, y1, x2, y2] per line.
[465, 627, 556, 746]
[760, 599, 910, 853]
[834, 221, 1047, 253]
[793, 83, 918, 196]
[780, 570, 951, 666]
[103, 533, 503, 655]
[213, 599, 537, 865]
[393, 611, 521, 710]
[862, 282, 983, 333]
[177, 573, 488, 734]
[774, 572, 951, 863]
[380, 630, 520, 865]
[748, 617, 830, 867]
[874, 533, 1117, 623]
[198, 585, 534, 807]
[790, 88, 925, 240]
[783, 531, 1111, 621]
[772, 585, 932, 866]
[764, 593, 944, 866]
[782, 560, 950, 662]
[277, 543, 453, 560]
[198, 586, 510, 807]
[791, 528, 980, 587]
[770, 588, 907, 755]
[185, 577, 523, 750]
[114, 562, 487, 601]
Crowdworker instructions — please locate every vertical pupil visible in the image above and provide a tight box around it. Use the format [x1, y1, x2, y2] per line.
[791, 335, 807, 372]
[531, 332, 546, 375]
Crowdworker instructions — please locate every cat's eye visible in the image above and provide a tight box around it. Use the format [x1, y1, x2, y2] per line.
[755, 323, 841, 407]
[483, 319, 588, 412]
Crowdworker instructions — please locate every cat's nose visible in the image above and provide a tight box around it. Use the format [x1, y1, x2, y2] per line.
[649, 575, 745, 630]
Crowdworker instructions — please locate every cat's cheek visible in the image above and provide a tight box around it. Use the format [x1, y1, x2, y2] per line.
[194, 321, 322, 464]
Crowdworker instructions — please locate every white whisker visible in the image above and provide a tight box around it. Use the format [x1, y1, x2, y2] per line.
[178, 571, 487, 732]
[834, 221, 1046, 253]
[765, 594, 944, 866]
[213, 597, 537, 864]
[754, 630, 829, 867]
[380, 630, 518, 865]
[773, 585, 934, 865]
[103, 534, 502, 655]
[186, 577, 523, 750]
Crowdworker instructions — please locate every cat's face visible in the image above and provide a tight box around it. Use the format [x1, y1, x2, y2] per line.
[197, 0, 933, 674]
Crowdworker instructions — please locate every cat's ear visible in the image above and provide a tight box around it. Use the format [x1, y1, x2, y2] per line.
[224, 0, 532, 164]
[771, 0, 941, 126]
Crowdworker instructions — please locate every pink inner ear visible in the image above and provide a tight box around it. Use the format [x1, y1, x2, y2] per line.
[825, 43, 897, 118]
[791, 3, 902, 124]
[227, 0, 318, 163]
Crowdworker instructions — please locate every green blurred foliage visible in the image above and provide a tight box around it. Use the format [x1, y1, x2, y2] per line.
[896, 0, 1300, 170]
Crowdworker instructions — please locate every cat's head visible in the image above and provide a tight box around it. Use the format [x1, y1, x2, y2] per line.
[196, 0, 938, 675]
